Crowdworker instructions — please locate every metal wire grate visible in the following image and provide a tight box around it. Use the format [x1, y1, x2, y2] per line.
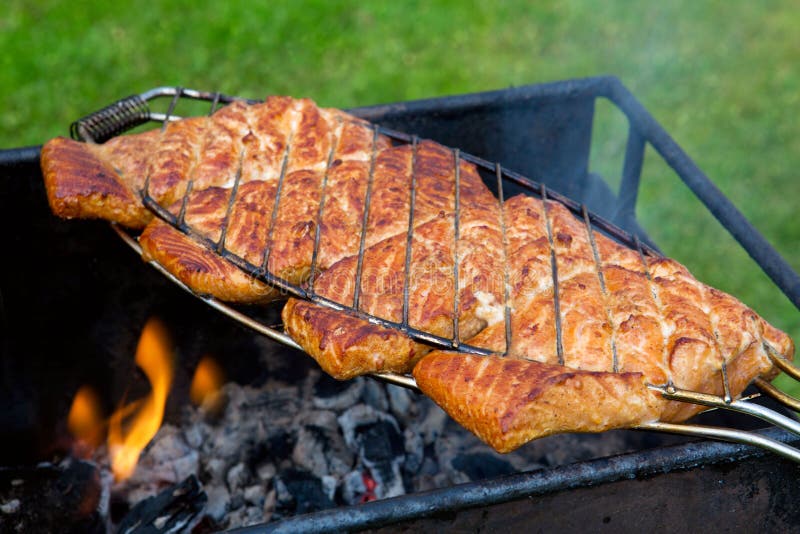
[73, 86, 800, 462]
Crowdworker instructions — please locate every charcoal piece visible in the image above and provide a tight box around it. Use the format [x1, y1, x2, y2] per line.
[360, 380, 389, 412]
[292, 411, 354, 479]
[120, 424, 200, 506]
[202, 457, 227, 484]
[266, 428, 295, 460]
[1, 498, 20, 514]
[225, 505, 264, 529]
[386, 384, 418, 424]
[416, 401, 448, 445]
[244, 484, 265, 507]
[273, 468, 335, 516]
[0, 460, 104, 533]
[402, 427, 424, 475]
[338, 405, 406, 499]
[203, 484, 229, 522]
[256, 462, 276, 481]
[226, 462, 249, 493]
[360, 420, 405, 467]
[451, 452, 516, 481]
[116, 475, 206, 534]
[341, 470, 367, 505]
[312, 374, 365, 411]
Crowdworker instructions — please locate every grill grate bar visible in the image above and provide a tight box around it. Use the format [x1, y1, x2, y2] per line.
[353, 126, 380, 312]
[452, 149, 462, 348]
[583, 205, 619, 373]
[496, 163, 513, 356]
[634, 234, 674, 387]
[307, 117, 342, 297]
[216, 152, 244, 253]
[260, 120, 295, 276]
[401, 137, 419, 331]
[542, 185, 565, 365]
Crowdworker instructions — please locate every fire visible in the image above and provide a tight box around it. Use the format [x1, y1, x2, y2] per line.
[190, 355, 224, 406]
[67, 385, 104, 454]
[108, 318, 174, 480]
[67, 317, 174, 481]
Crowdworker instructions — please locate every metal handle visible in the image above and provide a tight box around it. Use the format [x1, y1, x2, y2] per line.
[70, 94, 151, 143]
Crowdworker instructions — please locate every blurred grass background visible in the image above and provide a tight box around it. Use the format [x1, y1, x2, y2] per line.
[1, 1, 798, 391]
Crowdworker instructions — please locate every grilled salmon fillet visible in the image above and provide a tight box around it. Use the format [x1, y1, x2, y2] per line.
[42, 97, 392, 303]
[286, 194, 793, 451]
[41, 96, 795, 454]
[412, 195, 793, 451]
[283, 142, 506, 378]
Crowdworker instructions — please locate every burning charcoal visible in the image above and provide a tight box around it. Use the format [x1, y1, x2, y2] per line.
[434, 434, 523, 485]
[256, 462, 276, 481]
[204, 484, 230, 523]
[226, 504, 265, 529]
[274, 468, 336, 517]
[244, 484, 265, 507]
[416, 400, 448, 445]
[515, 431, 636, 468]
[226, 462, 250, 493]
[1, 498, 20, 514]
[402, 427, 425, 475]
[120, 424, 199, 505]
[0, 460, 104, 533]
[360, 380, 389, 412]
[450, 452, 516, 482]
[386, 383, 419, 423]
[292, 410, 354, 479]
[228, 492, 246, 511]
[203, 457, 227, 484]
[341, 470, 367, 505]
[117, 475, 206, 534]
[311, 373, 365, 411]
[266, 428, 295, 461]
[262, 488, 277, 518]
[321, 475, 337, 502]
[412, 456, 450, 493]
[338, 404, 406, 499]
[434, 434, 471, 484]
[183, 422, 208, 450]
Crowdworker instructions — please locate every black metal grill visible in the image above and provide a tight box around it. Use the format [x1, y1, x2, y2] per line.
[2, 76, 800, 529]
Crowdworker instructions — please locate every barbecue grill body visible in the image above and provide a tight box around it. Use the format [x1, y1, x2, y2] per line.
[1, 77, 798, 528]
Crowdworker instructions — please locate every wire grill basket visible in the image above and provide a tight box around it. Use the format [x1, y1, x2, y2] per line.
[72, 86, 800, 462]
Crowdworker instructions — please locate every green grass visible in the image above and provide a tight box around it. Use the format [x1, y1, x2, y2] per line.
[2, 1, 799, 391]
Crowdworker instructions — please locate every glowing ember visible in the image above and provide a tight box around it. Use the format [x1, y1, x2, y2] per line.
[190, 355, 224, 406]
[67, 385, 104, 455]
[107, 318, 174, 481]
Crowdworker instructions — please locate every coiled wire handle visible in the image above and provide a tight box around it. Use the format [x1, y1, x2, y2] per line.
[70, 94, 150, 143]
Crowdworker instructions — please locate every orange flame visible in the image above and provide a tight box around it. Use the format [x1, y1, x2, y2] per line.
[106, 318, 174, 481]
[67, 385, 105, 456]
[190, 355, 224, 406]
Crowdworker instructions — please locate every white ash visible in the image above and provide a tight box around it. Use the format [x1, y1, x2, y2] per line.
[101, 368, 647, 530]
